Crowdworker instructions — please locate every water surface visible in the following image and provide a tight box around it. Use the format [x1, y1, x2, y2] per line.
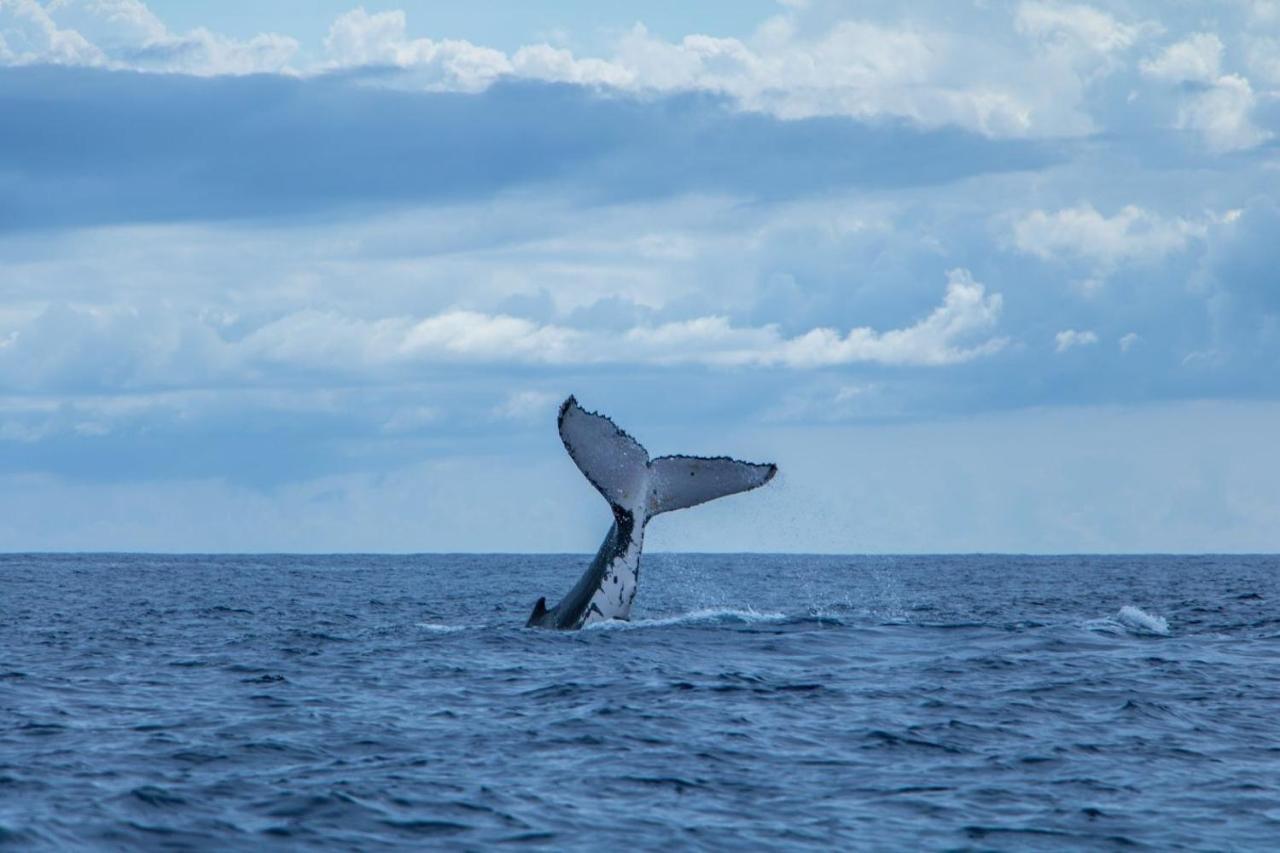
[2, 554, 1278, 849]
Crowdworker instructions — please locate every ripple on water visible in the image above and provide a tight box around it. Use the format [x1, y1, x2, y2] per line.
[1, 553, 1277, 849]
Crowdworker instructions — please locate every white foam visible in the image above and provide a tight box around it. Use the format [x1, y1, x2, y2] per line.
[1116, 605, 1170, 636]
[415, 622, 468, 633]
[583, 607, 788, 631]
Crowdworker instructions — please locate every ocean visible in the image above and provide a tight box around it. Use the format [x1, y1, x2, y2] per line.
[2, 553, 1277, 849]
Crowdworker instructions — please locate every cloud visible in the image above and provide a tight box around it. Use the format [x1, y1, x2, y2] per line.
[1246, 36, 1280, 85]
[1192, 199, 1280, 357]
[1055, 329, 1099, 352]
[1011, 204, 1227, 269]
[322, 7, 508, 90]
[320, 8, 634, 91]
[1140, 31, 1223, 84]
[493, 390, 563, 422]
[1140, 33, 1269, 152]
[0, 0, 102, 64]
[10, 0, 1275, 154]
[0, 302, 235, 391]
[245, 309, 578, 368]
[1015, 2, 1151, 70]
[5, 0, 1277, 156]
[0, 271, 1005, 392]
[1245, 0, 1280, 24]
[733, 269, 1006, 367]
[0, 0, 297, 74]
[3, 2, 1280, 553]
[1174, 73, 1268, 153]
[604, 20, 996, 126]
[0, 65, 1052, 230]
[262, 269, 1003, 370]
[0, 1, 1150, 140]
[287, 9, 1044, 136]
[311, 7, 1147, 139]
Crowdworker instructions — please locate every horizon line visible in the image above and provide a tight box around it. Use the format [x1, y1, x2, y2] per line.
[1, 551, 1276, 558]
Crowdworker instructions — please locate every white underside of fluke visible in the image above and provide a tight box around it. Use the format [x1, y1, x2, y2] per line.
[557, 398, 776, 520]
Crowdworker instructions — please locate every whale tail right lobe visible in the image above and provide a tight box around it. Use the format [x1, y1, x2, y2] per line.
[647, 454, 777, 516]
[557, 396, 776, 520]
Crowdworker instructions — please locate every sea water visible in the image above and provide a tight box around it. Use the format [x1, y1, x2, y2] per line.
[2, 554, 1278, 849]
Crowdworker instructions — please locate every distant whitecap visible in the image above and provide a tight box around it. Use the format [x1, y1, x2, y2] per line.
[415, 623, 469, 633]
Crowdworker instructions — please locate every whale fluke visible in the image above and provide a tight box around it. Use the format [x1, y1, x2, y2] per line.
[527, 396, 776, 630]
[649, 455, 776, 515]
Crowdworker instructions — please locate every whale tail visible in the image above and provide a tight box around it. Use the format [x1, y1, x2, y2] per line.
[531, 397, 776, 629]
[557, 396, 776, 520]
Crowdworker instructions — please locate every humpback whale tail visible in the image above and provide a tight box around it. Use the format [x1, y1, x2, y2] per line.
[528, 397, 775, 629]
[557, 396, 777, 522]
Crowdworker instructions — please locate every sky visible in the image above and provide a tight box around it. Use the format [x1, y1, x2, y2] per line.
[2, 0, 1279, 552]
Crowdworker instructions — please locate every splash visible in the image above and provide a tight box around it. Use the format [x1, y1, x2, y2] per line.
[1116, 605, 1170, 636]
[583, 607, 788, 631]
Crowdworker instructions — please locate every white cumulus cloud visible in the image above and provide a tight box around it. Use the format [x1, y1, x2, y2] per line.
[1140, 33, 1269, 152]
[1055, 329, 1098, 352]
[212, 269, 1006, 372]
[0, 0, 1155, 139]
[1011, 204, 1230, 271]
[322, 7, 509, 90]
[0, 0, 103, 65]
[243, 275, 1004, 371]
[1140, 31, 1223, 84]
[0, 271, 1006, 390]
[19, 0, 1274, 150]
[316, 12, 1039, 137]
[1, 0, 297, 74]
[1016, 2, 1151, 67]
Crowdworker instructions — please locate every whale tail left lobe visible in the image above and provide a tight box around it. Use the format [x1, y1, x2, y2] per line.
[557, 396, 651, 513]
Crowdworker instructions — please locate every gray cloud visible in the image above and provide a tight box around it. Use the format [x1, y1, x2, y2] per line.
[0, 66, 1055, 230]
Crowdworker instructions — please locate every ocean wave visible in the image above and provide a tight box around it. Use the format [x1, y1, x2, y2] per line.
[415, 623, 470, 633]
[1086, 605, 1170, 637]
[584, 608, 789, 631]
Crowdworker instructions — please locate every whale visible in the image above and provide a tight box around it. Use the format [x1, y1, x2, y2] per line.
[526, 396, 777, 630]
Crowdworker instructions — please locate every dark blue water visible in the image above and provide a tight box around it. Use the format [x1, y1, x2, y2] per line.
[2, 554, 1278, 849]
